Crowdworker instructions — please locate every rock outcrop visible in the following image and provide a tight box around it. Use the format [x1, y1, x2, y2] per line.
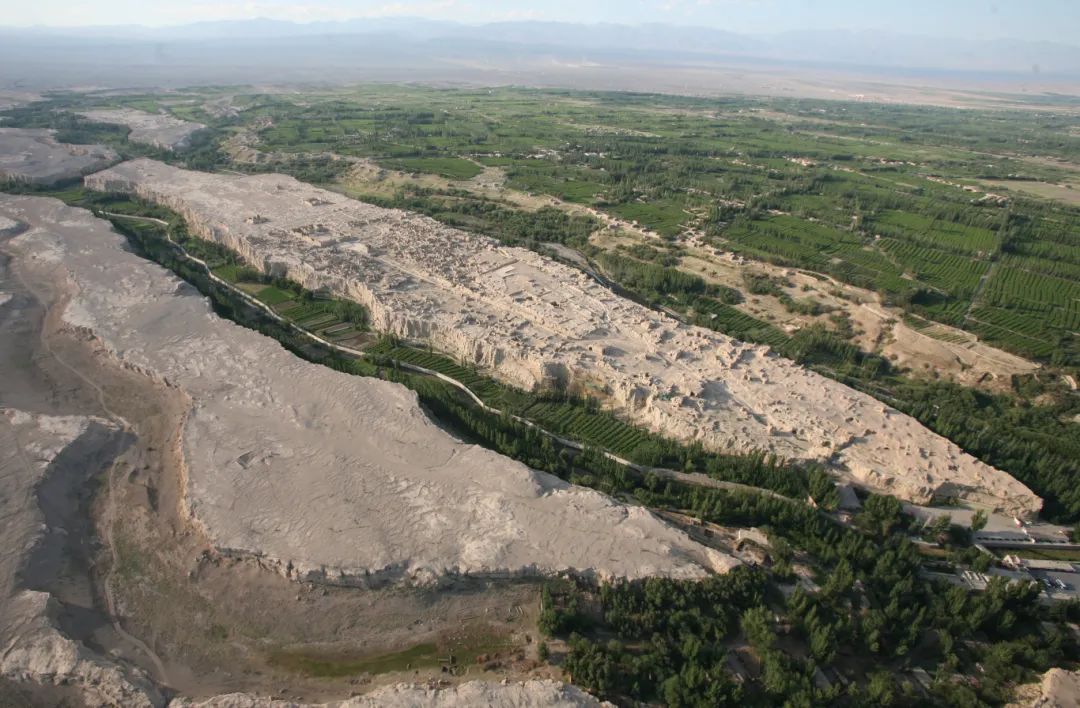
[2, 193, 735, 588]
[78, 108, 206, 150]
[0, 128, 117, 185]
[172, 680, 611, 707]
[0, 409, 163, 707]
[1027, 668, 1080, 707]
[85, 159, 1042, 517]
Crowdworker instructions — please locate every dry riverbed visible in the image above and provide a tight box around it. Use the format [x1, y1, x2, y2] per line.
[0, 193, 710, 705]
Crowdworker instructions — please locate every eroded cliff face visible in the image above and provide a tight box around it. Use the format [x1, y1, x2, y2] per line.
[77, 108, 206, 151]
[0, 197, 627, 706]
[0, 409, 162, 707]
[1019, 668, 1080, 707]
[84, 160, 1041, 517]
[0, 409, 609, 707]
[172, 680, 612, 707]
[0, 128, 117, 185]
[2, 193, 735, 590]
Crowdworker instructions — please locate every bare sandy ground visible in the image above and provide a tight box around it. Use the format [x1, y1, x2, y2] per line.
[2, 193, 731, 585]
[0, 127, 117, 185]
[0, 195, 633, 704]
[0, 91, 40, 112]
[673, 236, 1038, 392]
[77, 108, 205, 150]
[980, 178, 1080, 207]
[86, 159, 1041, 517]
[1010, 667, 1080, 707]
[173, 681, 610, 707]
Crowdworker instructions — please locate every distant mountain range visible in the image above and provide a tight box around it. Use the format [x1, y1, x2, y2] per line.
[3, 18, 1079, 91]
[9, 18, 1080, 75]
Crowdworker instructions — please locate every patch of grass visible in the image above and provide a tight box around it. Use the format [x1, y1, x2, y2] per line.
[207, 623, 229, 641]
[608, 200, 687, 237]
[381, 157, 483, 180]
[269, 623, 518, 679]
[234, 281, 265, 295]
[255, 285, 295, 305]
[296, 312, 339, 329]
[111, 527, 150, 581]
[270, 642, 440, 678]
[915, 544, 952, 558]
[213, 264, 243, 283]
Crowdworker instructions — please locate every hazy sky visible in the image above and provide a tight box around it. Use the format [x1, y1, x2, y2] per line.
[7, 0, 1079, 45]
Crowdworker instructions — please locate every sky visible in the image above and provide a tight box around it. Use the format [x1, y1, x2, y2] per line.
[6, 0, 1079, 45]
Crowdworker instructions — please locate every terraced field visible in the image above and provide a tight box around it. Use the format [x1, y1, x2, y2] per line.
[9, 85, 1077, 362]
[3, 80, 1079, 708]
[365, 340, 505, 401]
[517, 400, 652, 457]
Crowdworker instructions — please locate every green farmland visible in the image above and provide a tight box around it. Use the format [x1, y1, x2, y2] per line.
[208, 86, 1080, 364]
[9, 84, 1077, 361]
[6, 83, 1080, 708]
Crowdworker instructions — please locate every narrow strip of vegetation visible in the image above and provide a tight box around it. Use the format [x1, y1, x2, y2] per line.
[9, 184, 1078, 707]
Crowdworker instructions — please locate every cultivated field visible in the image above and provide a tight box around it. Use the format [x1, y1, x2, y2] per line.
[3, 83, 1080, 707]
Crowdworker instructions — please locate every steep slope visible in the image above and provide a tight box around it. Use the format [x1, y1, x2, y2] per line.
[0, 409, 161, 706]
[0, 128, 116, 185]
[85, 160, 1041, 517]
[77, 108, 205, 150]
[1, 193, 734, 586]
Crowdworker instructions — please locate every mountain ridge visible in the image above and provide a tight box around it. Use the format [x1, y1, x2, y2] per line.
[3, 18, 1079, 76]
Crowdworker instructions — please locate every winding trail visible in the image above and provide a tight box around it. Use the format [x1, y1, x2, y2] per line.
[102, 210, 791, 503]
[963, 260, 997, 323]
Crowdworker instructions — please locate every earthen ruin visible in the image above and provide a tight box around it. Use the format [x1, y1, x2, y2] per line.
[84, 159, 1042, 517]
[78, 108, 206, 150]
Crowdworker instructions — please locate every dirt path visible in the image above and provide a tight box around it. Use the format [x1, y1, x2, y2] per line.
[8, 208, 552, 701]
[963, 260, 997, 322]
[103, 212, 785, 503]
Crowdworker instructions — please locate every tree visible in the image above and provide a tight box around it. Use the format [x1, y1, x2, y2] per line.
[859, 494, 905, 537]
[563, 638, 620, 697]
[971, 509, 988, 532]
[822, 558, 854, 601]
[925, 514, 952, 544]
[740, 606, 775, 653]
[866, 671, 897, 706]
[809, 621, 837, 665]
[661, 662, 743, 707]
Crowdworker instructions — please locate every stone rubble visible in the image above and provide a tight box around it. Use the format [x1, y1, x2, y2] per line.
[85, 159, 1042, 517]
